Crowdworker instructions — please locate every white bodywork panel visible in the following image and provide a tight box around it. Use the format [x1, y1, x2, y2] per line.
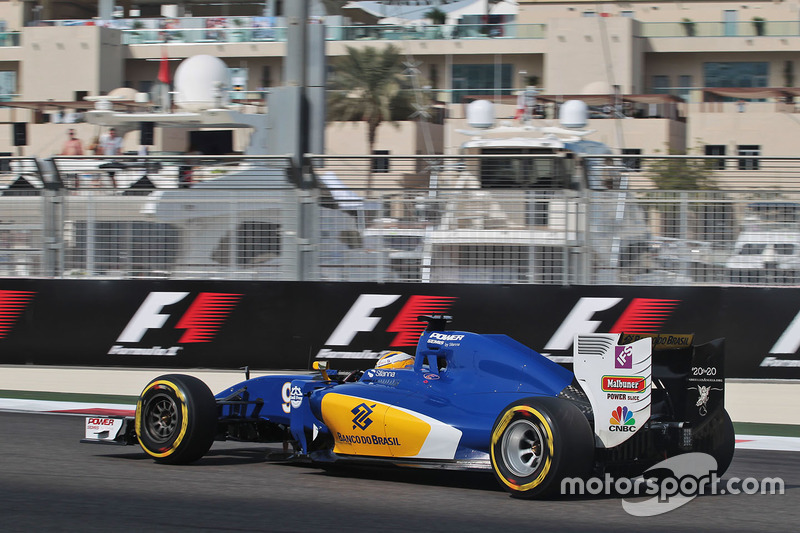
[573, 334, 652, 448]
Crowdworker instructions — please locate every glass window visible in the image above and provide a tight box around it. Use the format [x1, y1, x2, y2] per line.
[678, 75, 692, 101]
[261, 66, 272, 88]
[741, 244, 766, 255]
[622, 148, 642, 171]
[652, 75, 670, 94]
[0, 71, 16, 102]
[478, 148, 570, 189]
[737, 145, 760, 170]
[372, 150, 389, 173]
[705, 145, 726, 170]
[704, 62, 769, 89]
[723, 10, 738, 37]
[451, 64, 513, 104]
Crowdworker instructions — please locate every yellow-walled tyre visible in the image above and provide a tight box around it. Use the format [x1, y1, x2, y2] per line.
[135, 374, 217, 464]
[490, 396, 594, 499]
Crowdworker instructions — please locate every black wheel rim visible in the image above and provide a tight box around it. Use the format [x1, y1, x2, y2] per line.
[144, 392, 179, 443]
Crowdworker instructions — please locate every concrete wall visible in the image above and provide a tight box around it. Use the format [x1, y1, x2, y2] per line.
[544, 17, 641, 95]
[20, 26, 124, 101]
[0, 1, 25, 31]
[689, 103, 800, 157]
[325, 121, 444, 157]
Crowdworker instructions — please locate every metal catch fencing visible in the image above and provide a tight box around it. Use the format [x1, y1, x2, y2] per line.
[2, 155, 800, 286]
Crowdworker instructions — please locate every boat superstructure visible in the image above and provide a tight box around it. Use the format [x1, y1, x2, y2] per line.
[361, 99, 651, 284]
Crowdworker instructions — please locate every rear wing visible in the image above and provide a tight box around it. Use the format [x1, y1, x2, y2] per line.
[619, 333, 725, 427]
[573, 333, 725, 449]
[573, 334, 652, 449]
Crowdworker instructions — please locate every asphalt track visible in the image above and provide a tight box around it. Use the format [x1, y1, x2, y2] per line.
[0, 412, 797, 532]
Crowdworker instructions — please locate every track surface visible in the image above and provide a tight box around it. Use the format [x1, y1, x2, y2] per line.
[1, 412, 797, 532]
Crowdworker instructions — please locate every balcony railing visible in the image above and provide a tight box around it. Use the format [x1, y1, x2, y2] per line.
[641, 20, 799, 38]
[0, 32, 21, 47]
[24, 16, 800, 47]
[119, 22, 546, 45]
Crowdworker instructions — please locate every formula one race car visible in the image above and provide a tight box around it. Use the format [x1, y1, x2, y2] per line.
[83, 316, 734, 499]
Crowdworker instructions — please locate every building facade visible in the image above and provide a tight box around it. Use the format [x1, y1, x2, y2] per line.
[0, 1, 797, 162]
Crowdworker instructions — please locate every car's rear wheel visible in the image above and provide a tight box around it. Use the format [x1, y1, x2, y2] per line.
[135, 374, 217, 464]
[693, 409, 735, 476]
[490, 396, 595, 499]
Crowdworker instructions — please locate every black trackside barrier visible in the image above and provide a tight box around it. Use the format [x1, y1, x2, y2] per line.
[0, 279, 799, 379]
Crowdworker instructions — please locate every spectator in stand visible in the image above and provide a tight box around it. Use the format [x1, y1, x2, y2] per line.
[99, 128, 123, 156]
[60, 129, 83, 155]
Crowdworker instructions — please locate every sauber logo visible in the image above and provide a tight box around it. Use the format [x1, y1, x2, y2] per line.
[109, 291, 241, 356]
[0, 290, 35, 339]
[323, 293, 456, 352]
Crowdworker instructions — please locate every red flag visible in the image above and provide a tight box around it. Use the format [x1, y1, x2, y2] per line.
[158, 48, 170, 85]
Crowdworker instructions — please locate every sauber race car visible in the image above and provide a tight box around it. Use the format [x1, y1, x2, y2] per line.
[83, 316, 734, 498]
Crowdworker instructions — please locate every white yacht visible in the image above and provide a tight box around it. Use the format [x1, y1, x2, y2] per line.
[364, 99, 651, 284]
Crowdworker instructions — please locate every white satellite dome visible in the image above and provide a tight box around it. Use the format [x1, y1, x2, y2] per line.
[559, 100, 589, 129]
[173, 55, 231, 112]
[466, 99, 495, 129]
[107, 87, 138, 100]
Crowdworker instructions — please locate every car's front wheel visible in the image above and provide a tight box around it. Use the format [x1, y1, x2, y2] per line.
[490, 396, 594, 498]
[135, 374, 217, 464]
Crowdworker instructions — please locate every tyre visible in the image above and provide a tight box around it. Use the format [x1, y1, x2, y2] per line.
[135, 374, 218, 464]
[694, 409, 735, 477]
[490, 396, 595, 499]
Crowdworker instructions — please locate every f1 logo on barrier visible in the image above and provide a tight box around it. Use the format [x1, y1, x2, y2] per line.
[545, 297, 680, 351]
[109, 292, 242, 356]
[325, 293, 456, 347]
[318, 294, 456, 360]
[0, 290, 35, 339]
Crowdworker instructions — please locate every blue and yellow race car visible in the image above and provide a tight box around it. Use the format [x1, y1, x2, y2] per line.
[84, 316, 734, 499]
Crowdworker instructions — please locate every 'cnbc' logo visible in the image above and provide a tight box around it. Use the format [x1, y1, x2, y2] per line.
[351, 402, 375, 431]
[609, 406, 636, 432]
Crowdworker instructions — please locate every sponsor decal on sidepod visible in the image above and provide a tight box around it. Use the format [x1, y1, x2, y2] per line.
[320, 393, 462, 459]
[609, 406, 636, 432]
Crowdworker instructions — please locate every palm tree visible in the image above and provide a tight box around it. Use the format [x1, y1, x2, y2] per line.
[327, 45, 413, 191]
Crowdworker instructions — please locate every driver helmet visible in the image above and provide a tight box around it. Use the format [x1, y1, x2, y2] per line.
[375, 350, 415, 370]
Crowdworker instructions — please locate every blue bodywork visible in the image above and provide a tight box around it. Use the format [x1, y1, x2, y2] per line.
[215, 327, 574, 463]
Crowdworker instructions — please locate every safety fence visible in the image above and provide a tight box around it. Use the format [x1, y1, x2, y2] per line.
[2, 155, 800, 286]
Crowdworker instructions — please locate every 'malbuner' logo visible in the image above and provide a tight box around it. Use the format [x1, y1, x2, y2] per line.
[602, 376, 646, 394]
